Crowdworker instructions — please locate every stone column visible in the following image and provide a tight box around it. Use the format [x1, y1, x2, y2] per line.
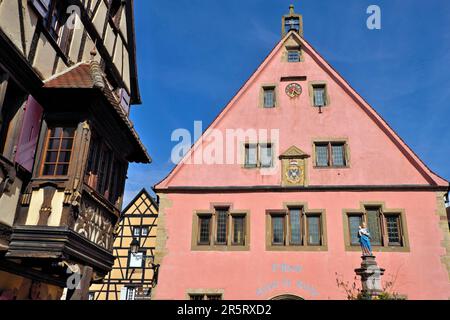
[355, 255, 385, 298]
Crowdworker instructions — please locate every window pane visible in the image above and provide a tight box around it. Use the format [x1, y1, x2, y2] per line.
[60, 138, 73, 150]
[332, 144, 346, 167]
[307, 216, 321, 245]
[288, 50, 300, 62]
[349, 215, 363, 245]
[141, 227, 149, 236]
[199, 216, 211, 244]
[207, 295, 222, 301]
[260, 144, 273, 168]
[264, 88, 275, 108]
[367, 209, 382, 246]
[129, 252, 144, 268]
[289, 208, 302, 245]
[48, 138, 61, 150]
[43, 164, 56, 176]
[386, 215, 402, 245]
[55, 164, 69, 176]
[245, 144, 257, 167]
[58, 151, 72, 163]
[316, 144, 329, 167]
[216, 209, 228, 244]
[190, 295, 205, 301]
[133, 227, 141, 237]
[272, 216, 285, 245]
[313, 87, 326, 106]
[45, 151, 58, 162]
[232, 216, 245, 245]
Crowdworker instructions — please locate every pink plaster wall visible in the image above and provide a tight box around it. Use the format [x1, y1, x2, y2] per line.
[154, 192, 449, 300]
[154, 32, 449, 300]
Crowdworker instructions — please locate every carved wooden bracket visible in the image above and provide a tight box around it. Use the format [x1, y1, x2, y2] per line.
[38, 187, 57, 226]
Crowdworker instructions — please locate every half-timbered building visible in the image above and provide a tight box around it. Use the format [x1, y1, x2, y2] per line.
[0, 0, 150, 300]
[89, 189, 159, 300]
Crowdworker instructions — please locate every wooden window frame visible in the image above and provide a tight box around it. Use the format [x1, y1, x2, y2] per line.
[84, 132, 127, 207]
[343, 203, 409, 252]
[40, 126, 76, 178]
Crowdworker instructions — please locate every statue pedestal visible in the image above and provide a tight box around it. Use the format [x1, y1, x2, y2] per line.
[355, 255, 385, 298]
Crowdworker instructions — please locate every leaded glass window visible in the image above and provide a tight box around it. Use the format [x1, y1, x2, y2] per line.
[198, 216, 211, 245]
[316, 144, 329, 167]
[289, 208, 302, 245]
[272, 216, 285, 245]
[260, 144, 273, 168]
[288, 50, 300, 62]
[349, 215, 363, 245]
[332, 144, 346, 167]
[216, 209, 228, 244]
[313, 86, 326, 107]
[264, 88, 275, 108]
[307, 215, 321, 246]
[232, 216, 245, 246]
[386, 215, 402, 246]
[245, 144, 257, 168]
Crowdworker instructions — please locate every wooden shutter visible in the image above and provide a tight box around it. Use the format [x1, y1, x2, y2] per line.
[14, 96, 43, 172]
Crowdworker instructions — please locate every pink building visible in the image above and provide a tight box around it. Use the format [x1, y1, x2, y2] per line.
[153, 7, 450, 300]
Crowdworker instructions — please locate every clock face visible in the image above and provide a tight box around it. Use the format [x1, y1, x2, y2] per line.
[285, 83, 302, 98]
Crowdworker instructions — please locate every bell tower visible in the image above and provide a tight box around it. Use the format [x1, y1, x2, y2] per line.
[282, 4, 303, 37]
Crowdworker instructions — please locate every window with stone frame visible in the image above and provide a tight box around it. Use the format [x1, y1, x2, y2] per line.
[346, 208, 405, 248]
[195, 208, 248, 248]
[269, 208, 324, 247]
[314, 141, 348, 168]
[244, 143, 273, 168]
[312, 84, 328, 107]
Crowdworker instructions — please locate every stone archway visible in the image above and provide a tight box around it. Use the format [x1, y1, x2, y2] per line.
[270, 294, 304, 300]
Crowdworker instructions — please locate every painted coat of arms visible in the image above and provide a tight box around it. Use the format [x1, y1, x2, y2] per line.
[286, 160, 303, 184]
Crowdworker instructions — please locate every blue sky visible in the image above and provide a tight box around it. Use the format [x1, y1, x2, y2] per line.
[124, 0, 450, 204]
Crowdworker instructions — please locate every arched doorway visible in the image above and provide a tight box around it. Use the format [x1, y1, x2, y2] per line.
[271, 294, 304, 300]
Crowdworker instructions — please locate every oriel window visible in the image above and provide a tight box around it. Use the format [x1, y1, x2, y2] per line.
[41, 127, 75, 176]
